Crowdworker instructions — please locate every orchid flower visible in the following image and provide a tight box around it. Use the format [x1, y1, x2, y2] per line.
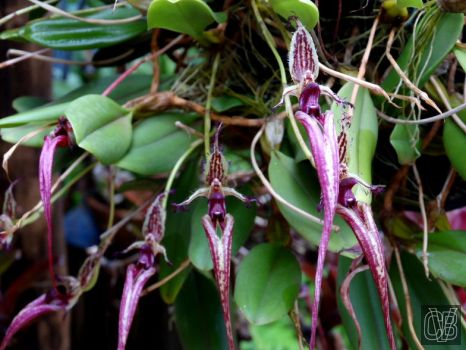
[39, 117, 73, 286]
[286, 19, 395, 349]
[174, 126, 254, 350]
[0, 277, 80, 350]
[117, 193, 168, 350]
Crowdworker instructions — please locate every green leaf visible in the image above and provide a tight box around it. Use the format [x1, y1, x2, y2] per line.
[416, 230, 466, 287]
[12, 96, 48, 112]
[397, 0, 423, 8]
[331, 83, 378, 203]
[444, 102, 466, 180]
[240, 316, 300, 350]
[211, 96, 244, 113]
[1, 124, 52, 147]
[128, 0, 153, 11]
[189, 186, 256, 271]
[270, 0, 319, 31]
[389, 124, 421, 165]
[175, 271, 229, 350]
[454, 47, 466, 72]
[390, 251, 466, 350]
[337, 256, 394, 350]
[383, 12, 464, 91]
[0, 7, 146, 50]
[65, 95, 132, 164]
[234, 243, 301, 325]
[0, 75, 151, 128]
[147, 0, 225, 43]
[268, 151, 356, 252]
[160, 160, 199, 303]
[117, 113, 199, 175]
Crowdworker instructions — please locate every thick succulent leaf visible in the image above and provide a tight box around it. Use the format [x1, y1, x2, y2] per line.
[443, 100, 466, 180]
[0, 75, 151, 128]
[241, 316, 301, 350]
[397, 0, 423, 8]
[175, 271, 229, 350]
[234, 243, 301, 325]
[268, 151, 356, 252]
[159, 160, 199, 303]
[1, 124, 52, 147]
[0, 8, 146, 50]
[337, 256, 394, 350]
[390, 251, 466, 350]
[416, 230, 466, 287]
[332, 83, 378, 203]
[454, 47, 466, 72]
[383, 12, 464, 91]
[65, 95, 132, 164]
[117, 113, 199, 175]
[189, 185, 256, 271]
[147, 0, 226, 43]
[270, 0, 319, 31]
[389, 124, 421, 165]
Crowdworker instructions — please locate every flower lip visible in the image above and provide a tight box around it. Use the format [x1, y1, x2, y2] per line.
[299, 82, 321, 118]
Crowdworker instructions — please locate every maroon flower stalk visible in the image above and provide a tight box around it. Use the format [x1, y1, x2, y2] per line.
[39, 117, 72, 287]
[0, 277, 80, 350]
[174, 126, 253, 350]
[117, 193, 167, 350]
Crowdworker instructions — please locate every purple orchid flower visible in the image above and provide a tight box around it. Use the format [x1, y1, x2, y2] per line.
[295, 110, 339, 350]
[286, 18, 394, 349]
[174, 126, 254, 350]
[117, 193, 168, 350]
[336, 178, 396, 350]
[0, 277, 80, 350]
[39, 117, 73, 287]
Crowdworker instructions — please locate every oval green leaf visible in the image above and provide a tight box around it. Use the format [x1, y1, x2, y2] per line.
[175, 271, 229, 350]
[444, 104, 466, 180]
[270, 0, 319, 31]
[0, 74, 151, 128]
[1, 7, 146, 50]
[189, 185, 256, 271]
[390, 124, 421, 165]
[1, 124, 52, 147]
[416, 230, 466, 287]
[268, 151, 356, 252]
[147, 0, 225, 43]
[331, 83, 378, 203]
[234, 243, 301, 325]
[117, 113, 199, 175]
[65, 94, 133, 164]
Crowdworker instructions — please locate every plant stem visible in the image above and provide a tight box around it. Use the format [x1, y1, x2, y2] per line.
[142, 259, 191, 296]
[204, 53, 220, 157]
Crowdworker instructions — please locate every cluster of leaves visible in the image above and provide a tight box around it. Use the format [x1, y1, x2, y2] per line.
[0, 0, 465, 349]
